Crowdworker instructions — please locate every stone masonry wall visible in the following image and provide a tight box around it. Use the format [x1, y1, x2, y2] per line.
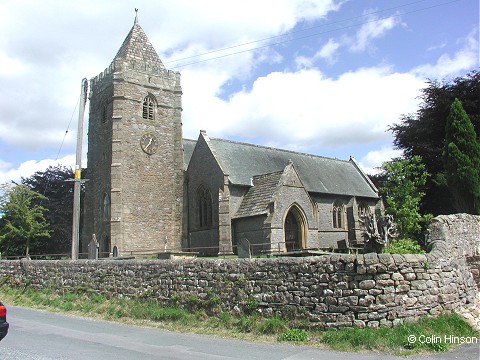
[428, 213, 480, 258]
[467, 256, 480, 289]
[1, 214, 478, 329]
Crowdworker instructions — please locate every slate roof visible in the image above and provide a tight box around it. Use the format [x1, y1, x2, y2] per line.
[208, 137, 378, 198]
[234, 171, 283, 218]
[114, 23, 165, 68]
[182, 138, 196, 170]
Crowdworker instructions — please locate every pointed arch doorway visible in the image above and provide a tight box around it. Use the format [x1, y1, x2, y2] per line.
[284, 206, 306, 252]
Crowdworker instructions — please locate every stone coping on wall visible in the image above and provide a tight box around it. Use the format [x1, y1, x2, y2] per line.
[0, 214, 478, 330]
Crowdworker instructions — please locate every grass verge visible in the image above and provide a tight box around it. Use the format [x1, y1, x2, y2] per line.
[1, 286, 478, 355]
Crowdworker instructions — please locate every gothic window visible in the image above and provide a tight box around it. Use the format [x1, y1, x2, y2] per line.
[358, 202, 371, 218]
[196, 186, 212, 229]
[142, 95, 155, 120]
[332, 200, 345, 229]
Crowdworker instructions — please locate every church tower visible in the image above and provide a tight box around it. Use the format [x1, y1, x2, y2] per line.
[83, 16, 184, 256]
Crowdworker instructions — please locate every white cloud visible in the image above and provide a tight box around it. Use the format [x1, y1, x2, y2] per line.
[295, 38, 341, 68]
[359, 146, 403, 175]
[412, 28, 479, 79]
[427, 42, 447, 52]
[316, 38, 341, 63]
[0, 0, 343, 185]
[0, 0, 339, 152]
[0, 53, 30, 77]
[182, 66, 423, 151]
[0, 0, 477, 186]
[294, 11, 402, 69]
[350, 13, 402, 52]
[153, 0, 339, 57]
[0, 155, 76, 185]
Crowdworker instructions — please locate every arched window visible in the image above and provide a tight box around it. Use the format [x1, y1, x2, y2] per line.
[332, 200, 345, 229]
[358, 201, 371, 219]
[142, 95, 155, 120]
[196, 186, 212, 229]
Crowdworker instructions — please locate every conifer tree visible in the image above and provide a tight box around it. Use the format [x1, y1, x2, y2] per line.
[443, 98, 480, 214]
[390, 71, 479, 215]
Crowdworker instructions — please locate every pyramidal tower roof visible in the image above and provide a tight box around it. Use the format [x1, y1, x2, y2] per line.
[114, 14, 165, 69]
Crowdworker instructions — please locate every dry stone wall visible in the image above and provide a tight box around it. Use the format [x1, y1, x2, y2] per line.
[468, 257, 480, 289]
[0, 214, 478, 329]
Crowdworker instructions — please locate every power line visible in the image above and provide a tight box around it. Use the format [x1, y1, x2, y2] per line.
[164, 0, 431, 65]
[36, 99, 80, 201]
[166, 0, 462, 69]
[55, 99, 79, 162]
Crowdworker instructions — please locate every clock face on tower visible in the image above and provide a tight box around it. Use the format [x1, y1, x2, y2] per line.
[140, 133, 158, 155]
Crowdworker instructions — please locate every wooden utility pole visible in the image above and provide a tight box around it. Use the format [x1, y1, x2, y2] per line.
[71, 78, 88, 260]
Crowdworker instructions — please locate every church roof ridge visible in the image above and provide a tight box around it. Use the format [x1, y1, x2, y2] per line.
[252, 169, 285, 179]
[183, 135, 378, 198]
[208, 136, 349, 164]
[208, 136, 377, 198]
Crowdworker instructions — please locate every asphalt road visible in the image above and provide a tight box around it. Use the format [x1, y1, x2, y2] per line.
[0, 305, 478, 360]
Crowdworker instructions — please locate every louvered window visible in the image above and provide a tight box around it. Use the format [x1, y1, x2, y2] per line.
[142, 95, 155, 120]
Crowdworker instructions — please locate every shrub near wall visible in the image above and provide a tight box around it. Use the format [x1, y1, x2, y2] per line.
[0, 214, 478, 329]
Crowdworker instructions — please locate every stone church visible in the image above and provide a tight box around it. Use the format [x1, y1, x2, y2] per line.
[82, 18, 382, 257]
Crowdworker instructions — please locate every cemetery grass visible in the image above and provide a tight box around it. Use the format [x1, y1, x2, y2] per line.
[1, 286, 478, 356]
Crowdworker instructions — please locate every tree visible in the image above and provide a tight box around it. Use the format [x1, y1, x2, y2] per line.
[443, 98, 480, 214]
[377, 156, 431, 240]
[390, 70, 480, 215]
[0, 184, 51, 257]
[21, 165, 76, 254]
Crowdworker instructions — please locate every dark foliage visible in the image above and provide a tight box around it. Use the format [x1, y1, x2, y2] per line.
[20, 165, 86, 255]
[390, 70, 480, 215]
[443, 98, 480, 214]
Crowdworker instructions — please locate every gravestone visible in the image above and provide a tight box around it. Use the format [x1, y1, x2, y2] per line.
[87, 233, 99, 260]
[237, 238, 251, 258]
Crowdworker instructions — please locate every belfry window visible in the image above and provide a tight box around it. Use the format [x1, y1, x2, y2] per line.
[142, 95, 155, 120]
[196, 186, 212, 229]
[332, 200, 345, 229]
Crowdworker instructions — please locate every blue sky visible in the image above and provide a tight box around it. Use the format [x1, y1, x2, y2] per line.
[0, 0, 478, 185]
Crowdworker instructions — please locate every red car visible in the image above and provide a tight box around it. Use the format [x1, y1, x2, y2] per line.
[0, 302, 8, 341]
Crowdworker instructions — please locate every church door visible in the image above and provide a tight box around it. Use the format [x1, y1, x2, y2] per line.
[284, 208, 303, 252]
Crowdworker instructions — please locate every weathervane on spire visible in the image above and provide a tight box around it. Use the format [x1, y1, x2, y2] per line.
[134, 8, 138, 25]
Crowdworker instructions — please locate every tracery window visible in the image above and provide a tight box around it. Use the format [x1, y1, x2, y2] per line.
[358, 202, 371, 218]
[142, 95, 155, 120]
[196, 186, 212, 229]
[332, 200, 345, 229]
